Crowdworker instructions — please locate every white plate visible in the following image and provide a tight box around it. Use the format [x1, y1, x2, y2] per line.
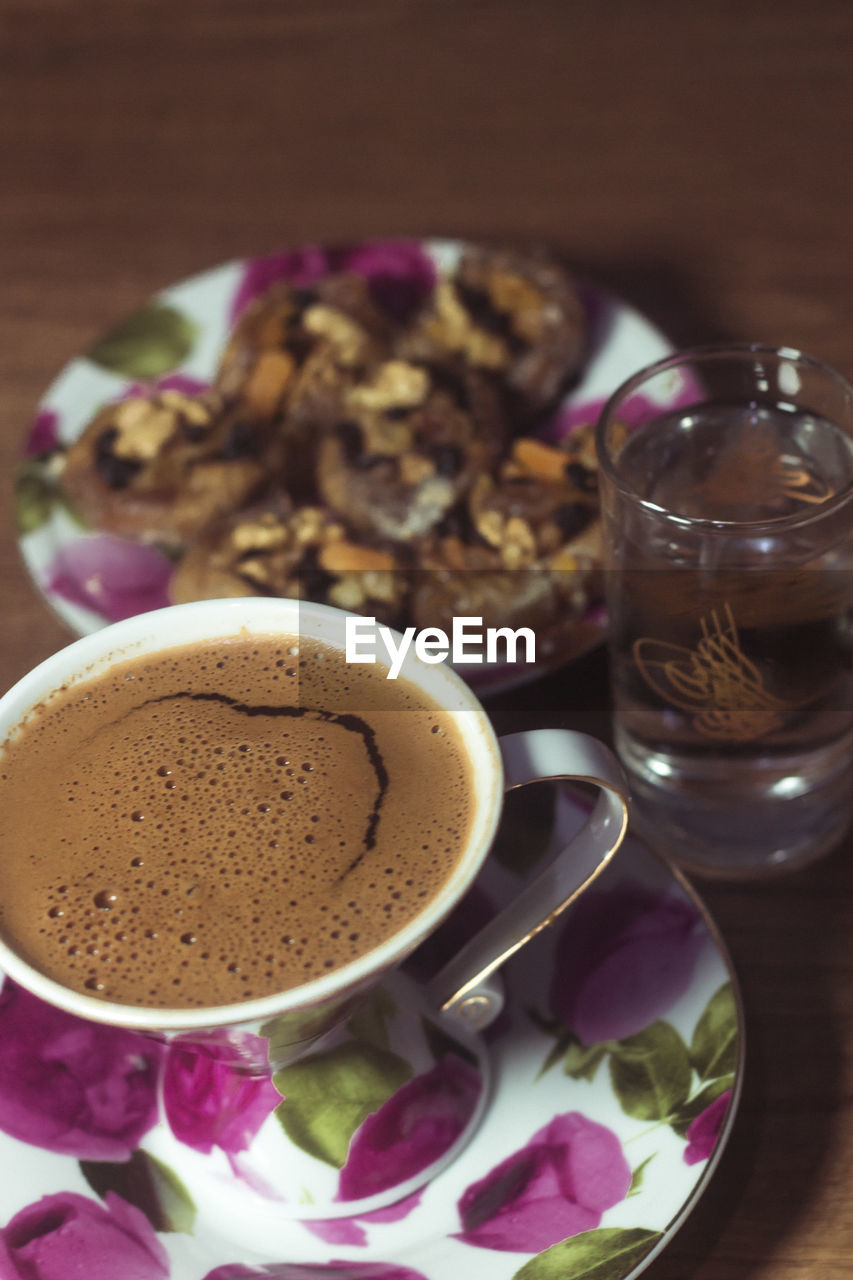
[0, 791, 742, 1280]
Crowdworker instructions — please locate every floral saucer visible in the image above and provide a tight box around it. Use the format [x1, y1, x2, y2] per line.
[14, 239, 673, 690]
[0, 791, 743, 1280]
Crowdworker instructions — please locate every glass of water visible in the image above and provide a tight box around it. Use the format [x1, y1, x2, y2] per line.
[596, 344, 853, 877]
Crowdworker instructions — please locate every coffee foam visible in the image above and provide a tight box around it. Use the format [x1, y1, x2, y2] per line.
[0, 635, 475, 1008]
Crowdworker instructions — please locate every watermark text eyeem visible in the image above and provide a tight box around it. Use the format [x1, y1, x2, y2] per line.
[345, 615, 536, 679]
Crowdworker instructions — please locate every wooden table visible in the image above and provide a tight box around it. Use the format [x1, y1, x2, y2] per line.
[1, 2, 852, 1275]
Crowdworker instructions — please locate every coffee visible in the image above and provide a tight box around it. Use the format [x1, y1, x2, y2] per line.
[0, 634, 475, 1009]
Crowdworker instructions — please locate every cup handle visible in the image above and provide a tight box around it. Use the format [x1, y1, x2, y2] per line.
[426, 729, 629, 1031]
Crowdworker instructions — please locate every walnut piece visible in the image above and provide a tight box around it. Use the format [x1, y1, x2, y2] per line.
[427, 281, 507, 368]
[229, 516, 291, 552]
[110, 401, 180, 461]
[302, 304, 372, 365]
[348, 360, 430, 412]
[319, 541, 396, 574]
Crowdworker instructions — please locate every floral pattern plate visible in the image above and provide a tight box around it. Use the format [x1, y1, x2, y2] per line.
[0, 790, 743, 1280]
[14, 240, 674, 688]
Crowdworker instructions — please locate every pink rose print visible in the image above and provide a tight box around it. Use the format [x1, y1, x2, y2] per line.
[325, 242, 436, 322]
[0, 1191, 168, 1280]
[305, 1191, 422, 1247]
[456, 1111, 631, 1253]
[44, 532, 173, 622]
[124, 373, 211, 399]
[549, 885, 705, 1045]
[162, 1042, 280, 1157]
[230, 240, 436, 324]
[338, 1055, 482, 1202]
[203, 1262, 426, 1279]
[684, 1089, 732, 1165]
[229, 245, 332, 319]
[0, 981, 162, 1160]
[24, 408, 61, 458]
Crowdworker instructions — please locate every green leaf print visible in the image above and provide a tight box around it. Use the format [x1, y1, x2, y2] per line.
[346, 985, 398, 1052]
[273, 1040, 412, 1168]
[15, 460, 80, 534]
[627, 1152, 656, 1197]
[561, 1034, 609, 1082]
[88, 302, 197, 377]
[527, 1011, 607, 1082]
[537, 1033, 571, 1078]
[80, 1149, 196, 1233]
[609, 1021, 692, 1121]
[690, 982, 739, 1081]
[513, 1226, 663, 1280]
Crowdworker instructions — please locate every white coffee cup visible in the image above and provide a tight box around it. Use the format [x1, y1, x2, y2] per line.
[0, 597, 629, 1220]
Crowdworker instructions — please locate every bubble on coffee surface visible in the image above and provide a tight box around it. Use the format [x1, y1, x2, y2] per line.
[0, 635, 475, 1008]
